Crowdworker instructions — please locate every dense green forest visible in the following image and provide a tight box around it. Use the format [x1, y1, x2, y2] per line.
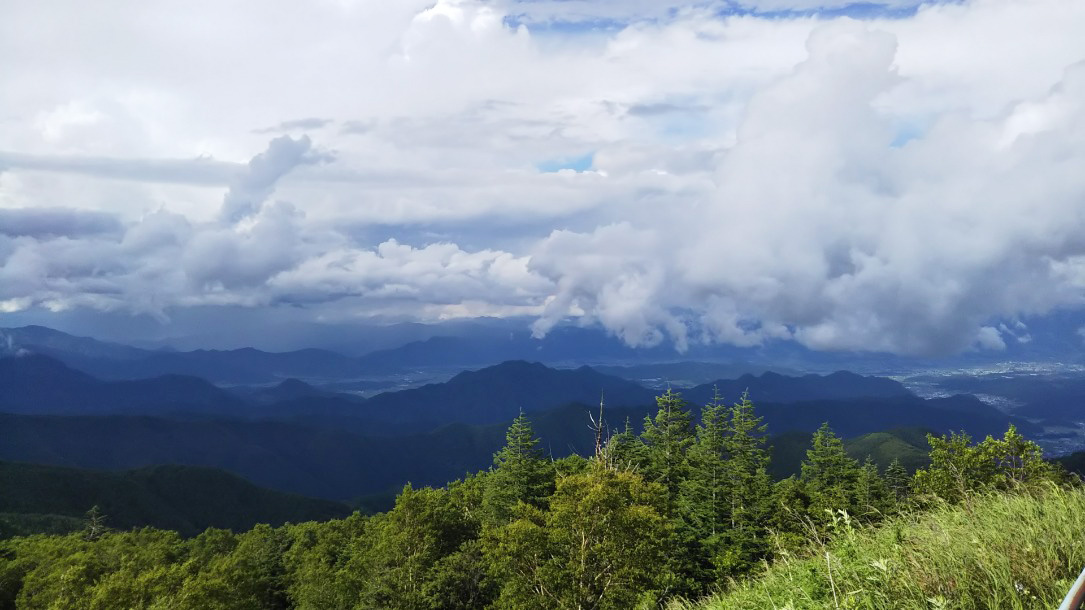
[0, 389, 1077, 609]
[0, 462, 349, 539]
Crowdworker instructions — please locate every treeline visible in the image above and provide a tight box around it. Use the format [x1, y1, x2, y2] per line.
[0, 390, 1068, 609]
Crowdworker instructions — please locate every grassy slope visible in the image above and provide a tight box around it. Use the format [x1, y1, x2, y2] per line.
[677, 486, 1085, 610]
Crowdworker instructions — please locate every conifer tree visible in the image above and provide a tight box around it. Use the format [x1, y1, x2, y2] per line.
[854, 456, 893, 518]
[83, 505, 109, 541]
[681, 388, 728, 543]
[637, 389, 701, 592]
[884, 457, 911, 503]
[640, 389, 695, 501]
[715, 391, 773, 574]
[606, 417, 648, 471]
[800, 423, 863, 522]
[482, 412, 553, 525]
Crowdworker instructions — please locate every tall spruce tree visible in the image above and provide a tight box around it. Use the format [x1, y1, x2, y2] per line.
[800, 423, 864, 523]
[638, 389, 701, 593]
[640, 389, 695, 501]
[884, 458, 911, 504]
[681, 388, 728, 543]
[681, 389, 774, 580]
[482, 412, 553, 525]
[606, 417, 648, 472]
[715, 391, 773, 575]
[854, 456, 893, 518]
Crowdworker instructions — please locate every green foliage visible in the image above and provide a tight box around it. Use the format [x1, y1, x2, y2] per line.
[0, 380, 1071, 610]
[677, 485, 1085, 610]
[482, 413, 554, 525]
[493, 466, 676, 609]
[884, 458, 911, 503]
[354, 485, 481, 609]
[0, 461, 349, 539]
[640, 389, 695, 500]
[281, 514, 367, 609]
[0, 513, 83, 539]
[767, 427, 932, 481]
[800, 423, 866, 523]
[605, 417, 648, 471]
[913, 425, 1061, 504]
[681, 390, 773, 581]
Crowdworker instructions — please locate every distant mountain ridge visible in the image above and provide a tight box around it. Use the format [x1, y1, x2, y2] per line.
[1, 325, 372, 384]
[0, 325, 146, 360]
[1, 323, 780, 383]
[0, 354, 245, 416]
[361, 360, 658, 425]
[683, 370, 913, 405]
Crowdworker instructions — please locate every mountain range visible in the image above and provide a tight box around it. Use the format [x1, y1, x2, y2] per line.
[0, 324, 1063, 510]
[0, 339, 1036, 503]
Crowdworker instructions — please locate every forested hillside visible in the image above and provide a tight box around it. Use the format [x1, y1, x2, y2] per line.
[0, 356, 1031, 505]
[0, 389, 1073, 609]
[0, 462, 350, 538]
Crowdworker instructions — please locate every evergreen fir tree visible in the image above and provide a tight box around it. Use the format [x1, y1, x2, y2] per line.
[715, 391, 772, 577]
[800, 423, 863, 523]
[884, 457, 911, 503]
[640, 389, 695, 501]
[606, 417, 648, 471]
[680, 388, 728, 543]
[854, 456, 893, 518]
[481, 412, 553, 525]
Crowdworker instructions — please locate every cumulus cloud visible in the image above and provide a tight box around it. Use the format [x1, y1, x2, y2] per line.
[531, 22, 1085, 356]
[0, 136, 551, 321]
[2, 0, 1085, 355]
[219, 135, 331, 223]
[0, 208, 123, 238]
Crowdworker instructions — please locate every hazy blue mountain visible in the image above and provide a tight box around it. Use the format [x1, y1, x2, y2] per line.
[1, 325, 373, 384]
[351, 323, 790, 371]
[1, 353, 1027, 439]
[66, 347, 373, 384]
[593, 361, 802, 388]
[0, 325, 146, 360]
[239, 378, 330, 404]
[911, 371, 1085, 423]
[360, 360, 658, 424]
[0, 354, 246, 416]
[683, 370, 914, 405]
[0, 460, 350, 538]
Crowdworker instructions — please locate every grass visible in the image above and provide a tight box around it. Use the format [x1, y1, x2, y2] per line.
[674, 485, 1085, 610]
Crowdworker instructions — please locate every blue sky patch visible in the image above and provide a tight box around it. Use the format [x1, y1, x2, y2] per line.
[536, 152, 594, 173]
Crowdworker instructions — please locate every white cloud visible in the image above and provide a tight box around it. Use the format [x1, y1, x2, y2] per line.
[2, 0, 1085, 355]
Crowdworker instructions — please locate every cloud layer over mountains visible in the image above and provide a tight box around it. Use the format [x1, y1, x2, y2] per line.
[2, 0, 1084, 355]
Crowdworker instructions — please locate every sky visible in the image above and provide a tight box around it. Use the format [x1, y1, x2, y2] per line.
[1, 0, 1084, 355]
